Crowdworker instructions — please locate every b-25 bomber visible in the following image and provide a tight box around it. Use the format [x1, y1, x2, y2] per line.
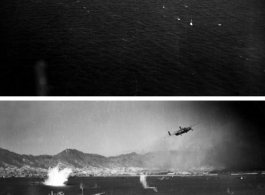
[168, 123, 199, 137]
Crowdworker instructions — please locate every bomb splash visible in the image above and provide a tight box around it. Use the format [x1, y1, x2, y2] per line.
[140, 175, 158, 192]
[44, 166, 72, 186]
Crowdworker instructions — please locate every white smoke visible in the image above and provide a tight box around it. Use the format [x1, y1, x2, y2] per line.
[140, 175, 148, 188]
[43, 166, 72, 186]
[140, 174, 157, 192]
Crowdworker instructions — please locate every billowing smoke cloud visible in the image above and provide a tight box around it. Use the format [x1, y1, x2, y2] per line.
[43, 165, 72, 186]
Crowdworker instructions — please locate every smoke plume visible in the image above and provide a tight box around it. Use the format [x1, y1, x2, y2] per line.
[43, 165, 72, 186]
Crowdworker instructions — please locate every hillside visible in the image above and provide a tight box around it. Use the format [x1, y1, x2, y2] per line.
[1, 147, 264, 177]
[0, 148, 146, 169]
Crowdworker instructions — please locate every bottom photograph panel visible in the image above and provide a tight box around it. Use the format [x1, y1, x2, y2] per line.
[0, 101, 265, 195]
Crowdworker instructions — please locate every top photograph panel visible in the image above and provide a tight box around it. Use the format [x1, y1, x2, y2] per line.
[2, 0, 265, 96]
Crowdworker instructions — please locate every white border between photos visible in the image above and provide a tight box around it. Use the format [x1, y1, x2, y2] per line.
[0, 97, 265, 101]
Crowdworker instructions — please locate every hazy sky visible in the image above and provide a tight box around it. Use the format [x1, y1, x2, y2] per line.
[0, 101, 265, 170]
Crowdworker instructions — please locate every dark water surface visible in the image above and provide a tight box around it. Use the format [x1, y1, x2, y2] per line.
[1, 0, 265, 95]
[1, 175, 265, 195]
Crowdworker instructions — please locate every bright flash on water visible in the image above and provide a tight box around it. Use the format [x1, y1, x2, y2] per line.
[43, 166, 72, 186]
[190, 19, 193, 26]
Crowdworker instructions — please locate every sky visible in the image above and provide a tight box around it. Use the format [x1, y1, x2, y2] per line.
[0, 101, 265, 170]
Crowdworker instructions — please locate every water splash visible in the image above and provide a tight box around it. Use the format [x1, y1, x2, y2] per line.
[44, 166, 72, 186]
[227, 188, 234, 194]
[140, 175, 158, 192]
[80, 183, 84, 195]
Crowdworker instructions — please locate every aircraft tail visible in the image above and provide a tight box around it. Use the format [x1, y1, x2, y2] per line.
[168, 131, 171, 136]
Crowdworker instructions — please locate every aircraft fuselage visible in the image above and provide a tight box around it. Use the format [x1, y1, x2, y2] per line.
[174, 128, 191, 136]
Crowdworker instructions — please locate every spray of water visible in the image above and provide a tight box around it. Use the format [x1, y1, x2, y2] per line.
[80, 182, 84, 195]
[43, 166, 72, 186]
[140, 175, 158, 192]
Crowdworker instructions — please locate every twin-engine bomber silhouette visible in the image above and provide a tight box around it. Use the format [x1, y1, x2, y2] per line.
[168, 123, 199, 136]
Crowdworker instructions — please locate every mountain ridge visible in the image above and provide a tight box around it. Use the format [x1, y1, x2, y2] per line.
[1, 147, 263, 172]
[0, 147, 147, 169]
[1, 147, 207, 170]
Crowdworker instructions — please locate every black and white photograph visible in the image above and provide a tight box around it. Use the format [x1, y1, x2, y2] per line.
[0, 101, 265, 194]
[1, 0, 265, 95]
